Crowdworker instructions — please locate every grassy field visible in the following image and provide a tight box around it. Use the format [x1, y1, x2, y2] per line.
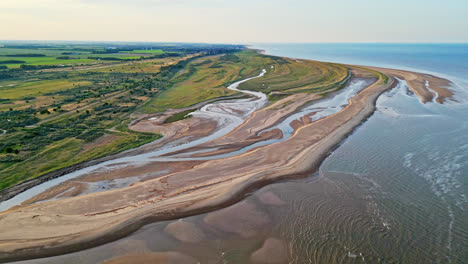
[0, 80, 92, 100]
[0, 56, 96, 68]
[141, 55, 243, 112]
[237, 54, 349, 94]
[0, 43, 349, 190]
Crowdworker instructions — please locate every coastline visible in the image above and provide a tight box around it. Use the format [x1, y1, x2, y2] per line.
[0, 52, 456, 262]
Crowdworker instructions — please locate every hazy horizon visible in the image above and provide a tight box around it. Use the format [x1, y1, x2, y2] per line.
[1, 0, 467, 43]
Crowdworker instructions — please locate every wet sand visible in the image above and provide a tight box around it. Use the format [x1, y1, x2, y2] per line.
[0, 64, 455, 262]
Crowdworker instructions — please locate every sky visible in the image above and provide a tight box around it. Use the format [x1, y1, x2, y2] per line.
[0, 0, 467, 43]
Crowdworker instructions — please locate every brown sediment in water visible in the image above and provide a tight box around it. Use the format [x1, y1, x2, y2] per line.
[250, 237, 289, 264]
[203, 201, 271, 238]
[258, 191, 286, 206]
[0, 66, 418, 262]
[164, 221, 206, 243]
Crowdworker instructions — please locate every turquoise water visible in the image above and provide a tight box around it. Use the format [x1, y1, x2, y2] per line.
[14, 44, 468, 263]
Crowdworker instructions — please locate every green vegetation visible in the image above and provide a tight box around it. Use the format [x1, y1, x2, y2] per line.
[0, 80, 92, 100]
[141, 55, 242, 113]
[5, 54, 46, 57]
[0, 60, 26, 64]
[237, 54, 349, 94]
[164, 109, 196, 124]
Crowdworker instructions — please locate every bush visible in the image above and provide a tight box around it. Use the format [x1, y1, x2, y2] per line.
[0, 60, 26, 64]
[56, 56, 74, 60]
[20, 64, 61, 70]
[76, 129, 104, 142]
[0, 72, 12, 79]
[5, 54, 45, 57]
[220, 53, 240, 63]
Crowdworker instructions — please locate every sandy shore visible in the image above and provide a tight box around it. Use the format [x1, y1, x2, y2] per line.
[0, 63, 454, 262]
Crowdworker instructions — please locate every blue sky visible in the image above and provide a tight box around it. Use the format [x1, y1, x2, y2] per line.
[0, 0, 467, 43]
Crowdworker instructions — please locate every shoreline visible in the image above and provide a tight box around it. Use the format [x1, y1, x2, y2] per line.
[0, 53, 455, 262]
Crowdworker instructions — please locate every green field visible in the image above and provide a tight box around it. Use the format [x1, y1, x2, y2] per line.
[0, 79, 92, 100]
[0, 46, 172, 69]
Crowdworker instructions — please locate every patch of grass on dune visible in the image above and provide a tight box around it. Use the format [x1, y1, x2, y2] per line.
[141, 51, 280, 113]
[238, 57, 349, 94]
[164, 108, 197, 123]
[141, 57, 239, 113]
